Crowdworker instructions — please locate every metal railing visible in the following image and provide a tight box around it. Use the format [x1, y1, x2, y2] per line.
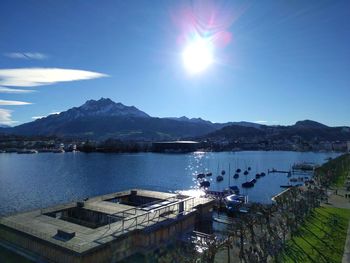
[106, 196, 196, 235]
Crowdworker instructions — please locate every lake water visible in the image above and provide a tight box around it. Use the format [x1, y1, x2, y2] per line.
[0, 151, 339, 216]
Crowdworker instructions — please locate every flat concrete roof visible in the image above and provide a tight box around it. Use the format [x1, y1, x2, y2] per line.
[0, 189, 212, 254]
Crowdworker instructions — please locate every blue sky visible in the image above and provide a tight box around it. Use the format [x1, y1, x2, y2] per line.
[0, 0, 349, 126]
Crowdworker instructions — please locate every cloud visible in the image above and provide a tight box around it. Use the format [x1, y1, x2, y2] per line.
[4, 52, 48, 60]
[32, 116, 45, 120]
[0, 86, 35, 94]
[0, 68, 108, 87]
[254, 120, 268, 124]
[32, 111, 60, 120]
[0, 109, 17, 125]
[0, 99, 32, 106]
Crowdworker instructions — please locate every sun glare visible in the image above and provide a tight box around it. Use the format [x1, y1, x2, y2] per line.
[182, 38, 213, 74]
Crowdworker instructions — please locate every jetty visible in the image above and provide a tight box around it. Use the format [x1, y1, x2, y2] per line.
[268, 168, 292, 175]
[0, 189, 214, 263]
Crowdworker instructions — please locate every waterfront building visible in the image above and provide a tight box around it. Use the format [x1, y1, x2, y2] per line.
[0, 189, 213, 263]
[152, 141, 199, 153]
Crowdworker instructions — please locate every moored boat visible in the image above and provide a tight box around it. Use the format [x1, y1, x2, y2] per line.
[242, 180, 255, 188]
[197, 173, 205, 179]
[200, 181, 210, 188]
[216, 175, 224, 182]
[280, 185, 292, 188]
[17, 149, 38, 154]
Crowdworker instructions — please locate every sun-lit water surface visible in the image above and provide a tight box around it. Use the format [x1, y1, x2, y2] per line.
[0, 151, 339, 216]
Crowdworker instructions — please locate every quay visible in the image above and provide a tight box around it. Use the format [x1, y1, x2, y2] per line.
[0, 189, 214, 263]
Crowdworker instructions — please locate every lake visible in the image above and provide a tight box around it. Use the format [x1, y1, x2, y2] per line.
[0, 151, 339, 216]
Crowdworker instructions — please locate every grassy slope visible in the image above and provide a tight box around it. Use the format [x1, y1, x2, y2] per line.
[280, 155, 350, 263]
[315, 153, 350, 187]
[279, 206, 350, 263]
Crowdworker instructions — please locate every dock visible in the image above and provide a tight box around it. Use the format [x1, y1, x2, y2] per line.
[268, 169, 292, 174]
[0, 189, 214, 263]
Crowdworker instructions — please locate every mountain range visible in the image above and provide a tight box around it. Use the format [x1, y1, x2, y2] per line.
[0, 98, 349, 142]
[204, 119, 350, 143]
[0, 98, 233, 140]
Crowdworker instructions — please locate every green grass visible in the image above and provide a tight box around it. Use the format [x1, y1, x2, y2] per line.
[279, 207, 350, 263]
[0, 246, 33, 263]
[315, 153, 350, 187]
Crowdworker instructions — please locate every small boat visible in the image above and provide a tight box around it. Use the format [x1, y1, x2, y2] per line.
[52, 149, 65, 153]
[243, 170, 249, 176]
[197, 173, 205, 179]
[260, 172, 266, 177]
[200, 181, 210, 188]
[280, 185, 292, 188]
[242, 180, 255, 188]
[17, 149, 38, 154]
[255, 173, 261, 179]
[236, 169, 241, 173]
[290, 178, 298, 182]
[225, 194, 246, 212]
[233, 173, 239, 179]
[228, 186, 240, 195]
[292, 162, 317, 171]
[216, 175, 224, 182]
[206, 172, 212, 177]
[221, 170, 226, 175]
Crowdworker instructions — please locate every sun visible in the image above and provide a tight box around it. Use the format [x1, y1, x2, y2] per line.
[182, 38, 213, 74]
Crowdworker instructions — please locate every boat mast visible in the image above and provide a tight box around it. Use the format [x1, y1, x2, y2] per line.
[228, 163, 231, 187]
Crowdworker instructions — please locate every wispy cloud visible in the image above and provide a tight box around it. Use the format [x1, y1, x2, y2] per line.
[0, 99, 32, 106]
[0, 109, 17, 125]
[4, 52, 48, 60]
[254, 120, 268, 124]
[0, 86, 35, 94]
[0, 68, 108, 87]
[32, 111, 60, 120]
[32, 116, 45, 120]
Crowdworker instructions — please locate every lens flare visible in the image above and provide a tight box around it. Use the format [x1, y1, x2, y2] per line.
[182, 38, 213, 74]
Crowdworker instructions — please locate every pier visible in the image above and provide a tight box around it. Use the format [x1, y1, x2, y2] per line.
[0, 189, 214, 263]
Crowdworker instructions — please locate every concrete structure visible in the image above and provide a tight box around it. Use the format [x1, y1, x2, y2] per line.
[152, 141, 199, 153]
[0, 189, 214, 263]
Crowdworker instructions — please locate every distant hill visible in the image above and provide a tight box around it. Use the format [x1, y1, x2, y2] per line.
[203, 119, 350, 142]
